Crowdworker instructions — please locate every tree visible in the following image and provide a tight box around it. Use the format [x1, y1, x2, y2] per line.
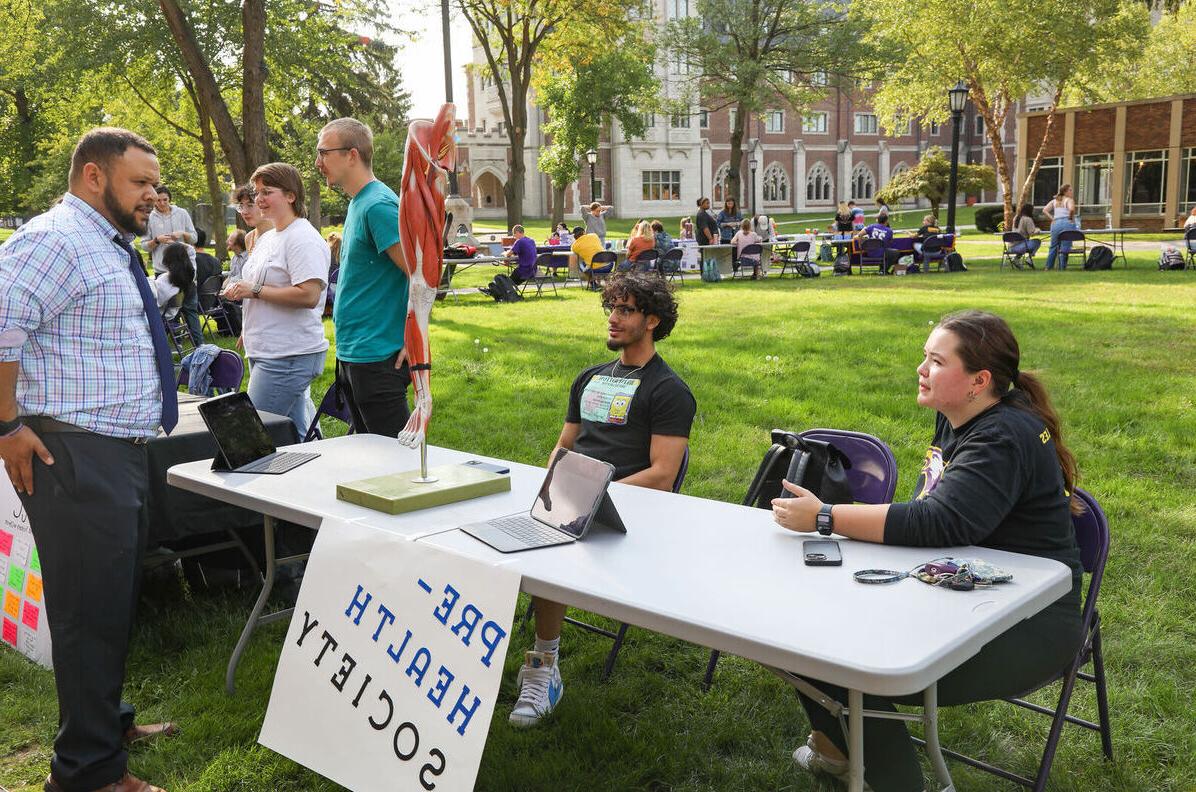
[532, 28, 657, 226]
[874, 147, 996, 216]
[1087, 0, 1196, 101]
[662, 0, 873, 205]
[456, 0, 646, 226]
[862, 0, 1149, 229]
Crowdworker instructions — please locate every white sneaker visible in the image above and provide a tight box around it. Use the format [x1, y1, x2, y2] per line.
[793, 734, 874, 791]
[508, 650, 563, 727]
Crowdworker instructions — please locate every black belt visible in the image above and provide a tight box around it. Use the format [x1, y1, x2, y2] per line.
[23, 416, 151, 445]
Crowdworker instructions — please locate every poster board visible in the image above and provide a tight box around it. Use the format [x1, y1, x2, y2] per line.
[259, 518, 520, 792]
[0, 476, 52, 668]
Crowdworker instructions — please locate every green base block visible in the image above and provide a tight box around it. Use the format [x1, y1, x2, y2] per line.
[336, 463, 512, 515]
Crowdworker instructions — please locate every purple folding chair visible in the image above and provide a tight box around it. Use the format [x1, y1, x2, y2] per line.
[703, 430, 896, 688]
[176, 349, 244, 395]
[528, 446, 691, 681]
[912, 487, 1113, 789]
[303, 380, 354, 442]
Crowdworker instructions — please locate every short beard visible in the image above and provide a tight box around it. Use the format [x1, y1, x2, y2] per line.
[605, 338, 625, 352]
[103, 184, 147, 236]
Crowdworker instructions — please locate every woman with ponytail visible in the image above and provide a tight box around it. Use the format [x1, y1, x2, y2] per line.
[773, 309, 1084, 792]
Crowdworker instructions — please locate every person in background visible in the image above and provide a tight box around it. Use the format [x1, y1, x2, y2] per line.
[716, 197, 743, 244]
[679, 216, 695, 240]
[1183, 207, 1196, 229]
[626, 220, 655, 265]
[774, 310, 1082, 792]
[856, 213, 898, 274]
[1043, 184, 1078, 271]
[324, 231, 342, 317]
[695, 197, 719, 245]
[554, 222, 574, 246]
[143, 185, 201, 345]
[221, 162, 329, 436]
[849, 200, 866, 231]
[753, 214, 776, 242]
[832, 201, 854, 234]
[233, 183, 273, 253]
[652, 220, 673, 257]
[731, 217, 763, 279]
[154, 242, 196, 320]
[913, 213, 942, 256]
[876, 198, 891, 217]
[1009, 204, 1043, 263]
[193, 230, 222, 288]
[227, 229, 248, 280]
[583, 201, 614, 242]
[570, 232, 606, 286]
[503, 224, 538, 287]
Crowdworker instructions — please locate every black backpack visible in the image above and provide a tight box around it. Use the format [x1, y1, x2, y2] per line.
[486, 273, 523, 302]
[743, 430, 854, 509]
[833, 252, 852, 275]
[945, 252, 967, 272]
[1085, 246, 1113, 270]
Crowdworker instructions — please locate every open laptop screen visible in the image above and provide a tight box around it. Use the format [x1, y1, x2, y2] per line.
[531, 449, 613, 537]
[198, 392, 277, 469]
[487, 242, 504, 257]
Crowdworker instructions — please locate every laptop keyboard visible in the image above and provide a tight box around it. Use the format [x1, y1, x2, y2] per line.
[238, 451, 319, 474]
[490, 514, 566, 545]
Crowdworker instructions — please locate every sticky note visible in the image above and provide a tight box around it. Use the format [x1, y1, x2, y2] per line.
[7, 565, 23, 592]
[21, 601, 38, 630]
[2, 618, 16, 646]
[0, 557, 7, 581]
[29, 547, 40, 573]
[2, 590, 18, 619]
[25, 574, 42, 603]
[0, 530, 11, 556]
[14, 539, 28, 566]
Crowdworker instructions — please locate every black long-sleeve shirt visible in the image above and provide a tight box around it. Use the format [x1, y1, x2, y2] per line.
[885, 399, 1083, 599]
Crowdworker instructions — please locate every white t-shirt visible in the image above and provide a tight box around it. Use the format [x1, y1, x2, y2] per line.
[153, 272, 181, 318]
[240, 217, 330, 360]
[1184, 215, 1196, 229]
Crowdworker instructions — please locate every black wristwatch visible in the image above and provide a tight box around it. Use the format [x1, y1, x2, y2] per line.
[816, 503, 834, 536]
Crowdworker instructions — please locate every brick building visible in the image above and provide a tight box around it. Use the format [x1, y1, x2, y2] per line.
[455, 1, 1011, 221]
[1017, 94, 1196, 230]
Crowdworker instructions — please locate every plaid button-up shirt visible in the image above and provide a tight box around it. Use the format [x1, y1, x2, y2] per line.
[0, 193, 161, 438]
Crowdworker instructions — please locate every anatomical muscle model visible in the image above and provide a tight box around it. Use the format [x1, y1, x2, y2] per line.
[396, 103, 456, 450]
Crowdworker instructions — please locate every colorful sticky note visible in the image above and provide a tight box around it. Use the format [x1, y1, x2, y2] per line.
[2, 617, 16, 646]
[25, 574, 42, 603]
[7, 565, 23, 592]
[13, 539, 29, 566]
[29, 547, 40, 573]
[21, 601, 38, 630]
[0, 530, 11, 556]
[2, 590, 18, 619]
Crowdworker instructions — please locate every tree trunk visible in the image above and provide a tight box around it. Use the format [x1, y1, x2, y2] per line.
[308, 175, 323, 229]
[13, 87, 38, 212]
[240, 0, 270, 169]
[727, 101, 747, 206]
[504, 88, 529, 227]
[1014, 86, 1066, 225]
[157, 0, 250, 184]
[551, 182, 566, 228]
[198, 106, 227, 260]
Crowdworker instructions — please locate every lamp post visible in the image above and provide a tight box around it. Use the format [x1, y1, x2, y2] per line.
[946, 80, 968, 235]
[441, 0, 459, 196]
[748, 155, 758, 218]
[586, 148, 598, 203]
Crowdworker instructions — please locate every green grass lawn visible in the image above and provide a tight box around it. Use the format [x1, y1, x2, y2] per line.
[2, 253, 1195, 791]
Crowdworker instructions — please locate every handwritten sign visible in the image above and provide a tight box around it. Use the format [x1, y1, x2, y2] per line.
[0, 477, 52, 667]
[259, 518, 520, 792]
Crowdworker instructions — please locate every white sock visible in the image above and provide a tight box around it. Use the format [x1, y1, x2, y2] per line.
[534, 636, 560, 657]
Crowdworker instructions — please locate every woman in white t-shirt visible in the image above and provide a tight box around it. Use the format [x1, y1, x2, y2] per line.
[222, 162, 330, 435]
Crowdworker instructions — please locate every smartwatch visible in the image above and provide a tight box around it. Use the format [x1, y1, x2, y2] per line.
[251, 281, 264, 296]
[815, 503, 834, 536]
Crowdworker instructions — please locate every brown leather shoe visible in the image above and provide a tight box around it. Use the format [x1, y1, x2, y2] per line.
[123, 722, 179, 746]
[45, 773, 167, 792]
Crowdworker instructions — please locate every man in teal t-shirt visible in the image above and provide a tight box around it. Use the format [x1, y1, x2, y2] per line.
[317, 117, 412, 437]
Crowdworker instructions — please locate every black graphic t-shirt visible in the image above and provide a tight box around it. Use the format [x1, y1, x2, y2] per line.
[565, 353, 696, 481]
[885, 399, 1083, 599]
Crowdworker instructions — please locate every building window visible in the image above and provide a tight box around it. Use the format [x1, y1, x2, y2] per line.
[854, 114, 878, 135]
[851, 163, 875, 200]
[812, 71, 828, 86]
[762, 163, 789, 203]
[973, 115, 985, 136]
[642, 170, 681, 201]
[1077, 153, 1113, 213]
[643, 113, 656, 128]
[806, 162, 832, 203]
[928, 121, 940, 135]
[802, 112, 828, 133]
[896, 119, 912, 136]
[1032, 156, 1062, 208]
[699, 109, 709, 129]
[1124, 149, 1168, 215]
[729, 108, 738, 132]
[671, 113, 690, 129]
[765, 110, 784, 134]
[671, 53, 691, 74]
[713, 162, 731, 204]
[669, 0, 689, 17]
[592, 178, 605, 202]
[1183, 147, 1196, 212]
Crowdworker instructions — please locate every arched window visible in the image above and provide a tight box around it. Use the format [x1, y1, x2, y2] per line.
[852, 163, 875, 201]
[762, 163, 789, 203]
[713, 162, 731, 204]
[891, 162, 910, 180]
[806, 162, 832, 203]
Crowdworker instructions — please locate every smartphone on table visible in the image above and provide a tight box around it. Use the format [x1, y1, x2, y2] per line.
[803, 539, 842, 566]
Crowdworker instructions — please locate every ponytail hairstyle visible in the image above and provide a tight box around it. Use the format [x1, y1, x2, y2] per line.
[937, 310, 1081, 514]
[1055, 183, 1072, 202]
[161, 242, 195, 295]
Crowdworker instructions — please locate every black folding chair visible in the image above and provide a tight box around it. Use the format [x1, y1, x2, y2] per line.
[912, 487, 1113, 791]
[1001, 232, 1031, 270]
[197, 275, 228, 339]
[586, 250, 617, 290]
[658, 247, 685, 285]
[778, 240, 813, 278]
[920, 235, 953, 272]
[1183, 227, 1196, 269]
[161, 301, 193, 362]
[734, 243, 763, 278]
[518, 253, 559, 298]
[1057, 229, 1087, 269]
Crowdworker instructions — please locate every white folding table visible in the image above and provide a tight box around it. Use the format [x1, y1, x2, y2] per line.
[168, 435, 1072, 792]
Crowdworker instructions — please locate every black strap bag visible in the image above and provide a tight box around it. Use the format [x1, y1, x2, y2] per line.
[1085, 245, 1113, 270]
[743, 430, 854, 509]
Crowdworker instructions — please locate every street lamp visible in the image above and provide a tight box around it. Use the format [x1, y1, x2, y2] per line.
[441, 0, 459, 196]
[946, 80, 968, 235]
[748, 155, 758, 218]
[586, 148, 598, 203]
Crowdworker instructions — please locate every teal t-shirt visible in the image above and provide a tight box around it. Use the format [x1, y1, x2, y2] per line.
[334, 180, 408, 363]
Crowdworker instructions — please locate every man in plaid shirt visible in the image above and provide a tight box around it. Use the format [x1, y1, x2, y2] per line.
[0, 128, 176, 792]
